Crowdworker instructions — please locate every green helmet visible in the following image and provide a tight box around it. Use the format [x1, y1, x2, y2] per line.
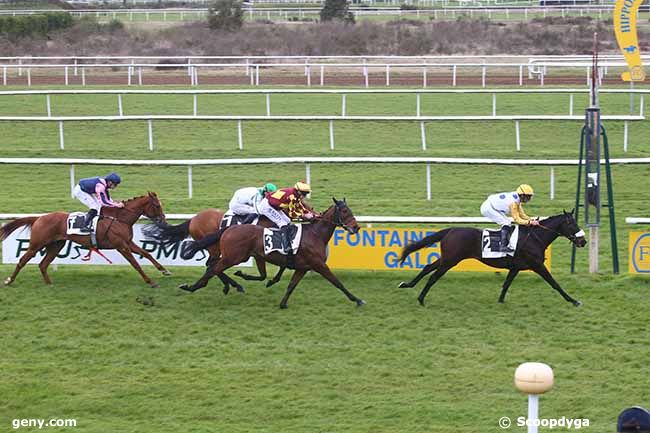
[260, 183, 277, 195]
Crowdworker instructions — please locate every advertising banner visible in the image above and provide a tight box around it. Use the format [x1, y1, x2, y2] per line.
[629, 231, 650, 273]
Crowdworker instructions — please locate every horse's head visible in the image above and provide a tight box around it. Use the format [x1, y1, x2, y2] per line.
[331, 197, 359, 234]
[557, 209, 586, 248]
[142, 192, 166, 224]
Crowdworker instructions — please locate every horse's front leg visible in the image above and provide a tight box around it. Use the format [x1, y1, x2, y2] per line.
[498, 268, 520, 303]
[532, 264, 582, 307]
[312, 263, 365, 307]
[129, 240, 171, 276]
[266, 266, 286, 288]
[117, 247, 159, 288]
[398, 260, 439, 288]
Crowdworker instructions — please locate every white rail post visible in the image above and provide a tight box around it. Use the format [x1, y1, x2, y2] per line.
[46, 94, 51, 117]
[623, 121, 629, 152]
[18, 58, 22, 77]
[515, 120, 521, 151]
[416, 93, 421, 117]
[640, 95, 644, 116]
[193, 94, 197, 116]
[364, 66, 369, 88]
[420, 121, 426, 150]
[550, 167, 555, 200]
[74, 58, 78, 76]
[569, 94, 574, 115]
[422, 66, 427, 88]
[146, 120, 154, 151]
[59, 121, 64, 150]
[386, 64, 390, 86]
[238, 120, 243, 150]
[426, 163, 432, 201]
[27, 68, 31, 87]
[118, 94, 123, 116]
[341, 94, 347, 116]
[194, 67, 199, 86]
[81, 67, 86, 86]
[2, 66, 6, 86]
[138, 67, 143, 86]
[481, 64, 486, 88]
[266, 93, 271, 117]
[305, 163, 311, 185]
[255, 65, 260, 86]
[249, 65, 254, 85]
[492, 93, 496, 116]
[128, 66, 132, 86]
[320, 65, 324, 86]
[188, 165, 193, 199]
[519, 65, 523, 86]
[452, 64, 457, 87]
[329, 120, 335, 150]
[70, 164, 75, 198]
[64, 66, 68, 86]
[306, 65, 311, 87]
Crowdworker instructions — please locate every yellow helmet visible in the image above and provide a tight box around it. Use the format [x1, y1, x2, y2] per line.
[294, 181, 311, 193]
[516, 184, 534, 196]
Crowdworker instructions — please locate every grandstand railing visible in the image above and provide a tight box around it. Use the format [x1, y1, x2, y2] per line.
[1, 156, 648, 202]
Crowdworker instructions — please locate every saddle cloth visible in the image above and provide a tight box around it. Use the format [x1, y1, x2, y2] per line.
[481, 226, 519, 259]
[263, 224, 302, 255]
[219, 211, 260, 231]
[66, 212, 99, 236]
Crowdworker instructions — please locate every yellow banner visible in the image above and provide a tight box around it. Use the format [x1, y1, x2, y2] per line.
[327, 228, 551, 272]
[614, 0, 646, 81]
[629, 231, 650, 273]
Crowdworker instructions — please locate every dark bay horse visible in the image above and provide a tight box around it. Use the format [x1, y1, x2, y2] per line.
[144, 208, 286, 288]
[1, 192, 168, 287]
[178, 198, 366, 309]
[398, 210, 587, 307]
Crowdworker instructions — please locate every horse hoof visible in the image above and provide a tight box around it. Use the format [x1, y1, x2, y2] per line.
[280, 303, 288, 309]
[398, 281, 410, 288]
[573, 300, 583, 308]
[234, 271, 244, 278]
[4, 277, 12, 286]
[150, 282, 160, 288]
[162, 270, 172, 276]
[418, 298, 425, 307]
[266, 280, 278, 288]
[356, 299, 366, 307]
[223, 287, 230, 295]
[236, 287, 246, 294]
[178, 284, 192, 292]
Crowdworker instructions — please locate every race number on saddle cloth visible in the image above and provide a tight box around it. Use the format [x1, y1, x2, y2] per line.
[67, 212, 100, 235]
[219, 211, 260, 231]
[263, 224, 303, 255]
[481, 226, 520, 258]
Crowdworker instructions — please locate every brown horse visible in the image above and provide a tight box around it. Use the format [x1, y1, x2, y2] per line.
[0, 192, 168, 287]
[144, 209, 286, 290]
[178, 198, 366, 309]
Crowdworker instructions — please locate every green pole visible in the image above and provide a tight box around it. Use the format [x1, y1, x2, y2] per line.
[571, 125, 586, 274]
[601, 125, 619, 274]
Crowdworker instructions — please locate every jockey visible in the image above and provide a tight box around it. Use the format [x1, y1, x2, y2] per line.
[228, 183, 277, 216]
[257, 181, 316, 253]
[480, 184, 540, 253]
[73, 172, 124, 232]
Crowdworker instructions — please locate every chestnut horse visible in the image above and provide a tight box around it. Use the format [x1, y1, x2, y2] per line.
[0, 192, 168, 287]
[144, 209, 286, 289]
[178, 198, 366, 309]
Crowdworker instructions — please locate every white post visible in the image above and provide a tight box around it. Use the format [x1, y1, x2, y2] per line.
[128, 67, 132, 86]
[2, 66, 6, 86]
[194, 67, 199, 86]
[193, 94, 197, 116]
[305, 163, 311, 185]
[416, 93, 421, 117]
[266, 93, 271, 116]
[238, 120, 243, 150]
[589, 226, 599, 273]
[306, 66, 311, 87]
[188, 165, 193, 199]
[492, 93, 496, 116]
[420, 121, 426, 150]
[519, 65, 523, 86]
[250, 65, 254, 86]
[148, 120, 154, 151]
[27, 68, 31, 87]
[341, 94, 347, 116]
[46, 94, 51, 117]
[329, 120, 335, 150]
[138, 67, 143, 86]
[426, 163, 431, 201]
[422, 67, 427, 88]
[481, 65, 486, 88]
[118, 94, 123, 116]
[640, 95, 644, 116]
[386, 65, 390, 86]
[569, 94, 574, 115]
[64, 66, 69, 86]
[550, 167, 555, 200]
[527, 394, 539, 433]
[364, 67, 369, 88]
[320, 65, 324, 86]
[81, 67, 86, 86]
[515, 120, 521, 151]
[623, 121, 629, 152]
[59, 121, 64, 150]
[452, 64, 457, 87]
[255, 65, 260, 86]
[70, 164, 75, 198]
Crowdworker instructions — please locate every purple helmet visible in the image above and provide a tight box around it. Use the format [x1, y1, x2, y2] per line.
[105, 172, 121, 184]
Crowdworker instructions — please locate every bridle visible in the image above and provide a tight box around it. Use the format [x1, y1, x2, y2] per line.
[106, 196, 164, 224]
[315, 204, 353, 231]
[535, 216, 585, 245]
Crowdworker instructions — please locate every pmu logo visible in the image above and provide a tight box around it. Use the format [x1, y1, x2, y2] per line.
[614, 0, 646, 81]
[630, 233, 650, 273]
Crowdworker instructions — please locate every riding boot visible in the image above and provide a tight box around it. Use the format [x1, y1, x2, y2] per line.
[281, 225, 296, 269]
[83, 209, 98, 233]
[500, 225, 514, 253]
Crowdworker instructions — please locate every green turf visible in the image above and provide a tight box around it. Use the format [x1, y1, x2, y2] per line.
[1, 83, 649, 433]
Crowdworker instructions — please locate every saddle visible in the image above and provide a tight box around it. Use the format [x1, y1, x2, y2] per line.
[481, 226, 519, 258]
[219, 211, 260, 231]
[263, 224, 302, 255]
[67, 212, 100, 247]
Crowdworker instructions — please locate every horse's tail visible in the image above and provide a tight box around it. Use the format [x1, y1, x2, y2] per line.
[0, 217, 39, 241]
[180, 230, 224, 260]
[143, 219, 191, 246]
[399, 229, 452, 264]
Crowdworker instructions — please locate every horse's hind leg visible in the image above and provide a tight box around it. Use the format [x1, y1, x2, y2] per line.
[234, 259, 268, 281]
[179, 266, 218, 293]
[39, 240, 66, 285]
[398, 260, 439, 288]
[4, 246, 43, 286]
[417, 264, 454, 306]
[266, 266, 286, 288]
[498, 269, 520, 304]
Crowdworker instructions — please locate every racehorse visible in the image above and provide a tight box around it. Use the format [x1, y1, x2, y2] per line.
[178, 198, 366, 309]
[0, 192, 168, 287]
[398, 210, 587, 307]
[144, 208, 286, 290]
